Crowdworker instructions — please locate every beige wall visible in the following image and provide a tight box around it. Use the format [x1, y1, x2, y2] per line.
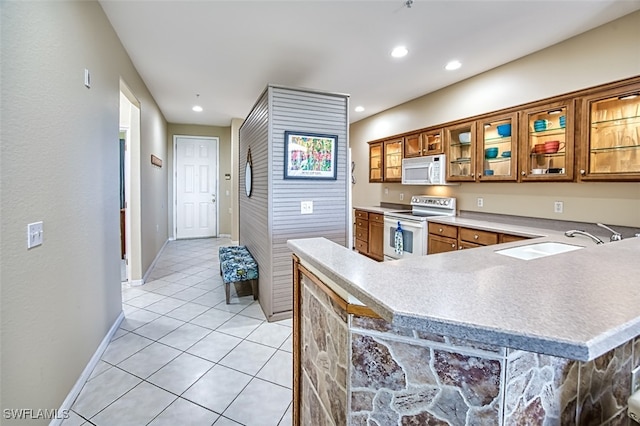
[1, 1, 168, 420]
[166, 124, 232, 236]
[351, 11, 640, 227]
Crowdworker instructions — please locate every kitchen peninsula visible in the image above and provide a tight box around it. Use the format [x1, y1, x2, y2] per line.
[288, 230, 640, 425]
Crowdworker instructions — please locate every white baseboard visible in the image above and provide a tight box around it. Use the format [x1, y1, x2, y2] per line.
[51, 311, 125, 426]
[141, 238, 170, 284]
[128, 279, 144, 287]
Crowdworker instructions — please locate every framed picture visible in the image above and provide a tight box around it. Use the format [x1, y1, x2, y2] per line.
[284, 131, 338, 180]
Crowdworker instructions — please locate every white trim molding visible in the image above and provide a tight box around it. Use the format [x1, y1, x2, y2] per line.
[51, 311, 125, 426]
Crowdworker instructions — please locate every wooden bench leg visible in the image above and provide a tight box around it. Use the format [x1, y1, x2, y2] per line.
[225, 282, 231, 304]
[251, 279, 258, 300]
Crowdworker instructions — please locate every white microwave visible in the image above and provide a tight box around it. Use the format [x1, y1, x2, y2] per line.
[402, 154, 447, 185]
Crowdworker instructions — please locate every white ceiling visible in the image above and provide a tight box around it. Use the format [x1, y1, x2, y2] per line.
[100, 0, 640, 127]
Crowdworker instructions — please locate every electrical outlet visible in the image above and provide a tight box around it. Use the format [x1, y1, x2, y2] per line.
[27, 221, 43, 248]
[477, 197, 484, 208]
[399, 193, 404, 201]
[384, 187, 389, 195]
[632, 366, 640, 394]
[301, 201, 313, 214]
[554, 201, 564, 214]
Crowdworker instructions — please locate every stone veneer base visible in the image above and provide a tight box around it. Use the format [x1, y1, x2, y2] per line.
[294, 257, 640, 426]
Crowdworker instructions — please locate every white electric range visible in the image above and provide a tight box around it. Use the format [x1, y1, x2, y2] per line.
[383, 196, 457, 261]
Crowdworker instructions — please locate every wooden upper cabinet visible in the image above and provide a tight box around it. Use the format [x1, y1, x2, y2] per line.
[404, 130, 443, 158]
[384, 138, 403, 182]
[477, 112, 519, 181]
[445, 121, 476, 182]
[578, 80, 640, 181]
[404, 133, 422, 158]
[519, 100, 575, 181]
[368, 141, 383, 182]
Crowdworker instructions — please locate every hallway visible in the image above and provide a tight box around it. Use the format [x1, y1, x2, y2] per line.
[65, 238, 293, 426]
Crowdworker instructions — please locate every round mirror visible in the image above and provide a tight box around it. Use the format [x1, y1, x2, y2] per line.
[245, 149, 253, 197]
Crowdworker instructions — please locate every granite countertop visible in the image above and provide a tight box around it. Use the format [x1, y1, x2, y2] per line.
[288, 222, 640, 362]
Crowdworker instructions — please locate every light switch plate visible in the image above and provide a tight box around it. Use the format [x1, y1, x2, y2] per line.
[301, 201, 313, 215]
[27, 221, 43, 248]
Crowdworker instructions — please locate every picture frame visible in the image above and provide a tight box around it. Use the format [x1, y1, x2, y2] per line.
[284, 131, 338, 180]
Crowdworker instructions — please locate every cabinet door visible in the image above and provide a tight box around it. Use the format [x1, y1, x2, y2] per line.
[445, 122, 476, 182]
[421, 129, 443, 155]
[579, 82, 640, 181]
[384, 138, 403, 182]
[368, 220, 384, 261]
[404, 133, 422, 158]
[477, 112, 518, 181]
[369, 142, 383, 182]
[520, 101, 574, 181]
[427, 235, 457, 254]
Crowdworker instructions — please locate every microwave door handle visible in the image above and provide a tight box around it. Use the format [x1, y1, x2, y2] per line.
[428, 162, 434, 184]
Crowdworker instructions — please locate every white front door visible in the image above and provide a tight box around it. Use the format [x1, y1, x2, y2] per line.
[175, 136, 218, 239]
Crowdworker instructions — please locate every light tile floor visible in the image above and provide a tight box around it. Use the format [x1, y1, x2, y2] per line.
[66, 238, 293, 426]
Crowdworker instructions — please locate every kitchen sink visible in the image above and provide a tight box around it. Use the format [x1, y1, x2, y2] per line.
[495, 242, 583, 260]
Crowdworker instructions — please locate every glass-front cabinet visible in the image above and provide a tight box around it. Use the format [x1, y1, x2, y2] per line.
[445, 122, 476, 182]
[520, 101, 574, 181]
[478, 113, 518, 181]
[384, 138, 403, 182]
[368, 141, 383, 182]
[579, 82, 640, 180]
[404, 129, 443, 158]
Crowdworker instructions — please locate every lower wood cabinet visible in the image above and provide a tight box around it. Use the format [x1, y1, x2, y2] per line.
[354, 209, 384, 261]
[428, 222, 531, 255]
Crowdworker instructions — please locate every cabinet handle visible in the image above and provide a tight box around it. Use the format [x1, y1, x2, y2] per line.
[580, 169, 586, 175]
[474, 234, 479, 240]
[439, 228, 443, 233]
[458, 246, 463, 250]
[521, 171, 526, 176]
[451, 243, 456, 248]
[478, 173, 482, 178]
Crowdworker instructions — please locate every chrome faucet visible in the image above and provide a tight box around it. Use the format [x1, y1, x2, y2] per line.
[564, 230, 605, 245]
[597, 223, 623, 242]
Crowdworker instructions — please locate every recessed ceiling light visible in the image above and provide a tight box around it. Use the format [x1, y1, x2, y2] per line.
[192, 105, 203, 112]
[391, 46, 408, 58]
[445, 60, 462, 71]
[355, 106, 365, 112]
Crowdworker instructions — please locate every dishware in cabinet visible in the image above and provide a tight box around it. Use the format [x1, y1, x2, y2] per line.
[368, 141, 383, 182]
[477, 113, 518, 181]
[384, 138, 403, 182]
[519, 101, 574, 181]
[445, 122, 476, 181]
[579, 82, 640, 180]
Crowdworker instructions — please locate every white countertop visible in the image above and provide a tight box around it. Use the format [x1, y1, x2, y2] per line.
[288, 220, 640, 361]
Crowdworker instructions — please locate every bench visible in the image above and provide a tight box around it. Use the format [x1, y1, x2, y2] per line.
[219, 246, 259, 304]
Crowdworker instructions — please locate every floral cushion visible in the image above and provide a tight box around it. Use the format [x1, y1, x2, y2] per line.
[218, 245, 249, 262]
[220, 253, 258, 283]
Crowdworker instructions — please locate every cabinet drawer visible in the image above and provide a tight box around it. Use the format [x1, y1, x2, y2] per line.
[355, 239, 368, 252]
[459, 227, 498, 246]
[355, 218, 369, 229]
[369, 213, 384, 223]
[355, 210, 369, 220]
[355, 226, 369, 242]
[428, 222, 458, 239]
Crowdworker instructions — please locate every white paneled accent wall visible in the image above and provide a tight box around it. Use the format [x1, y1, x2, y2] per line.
[239, 85, 349, 320]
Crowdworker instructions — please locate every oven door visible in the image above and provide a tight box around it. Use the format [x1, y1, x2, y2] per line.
[383, 217, 426, 260]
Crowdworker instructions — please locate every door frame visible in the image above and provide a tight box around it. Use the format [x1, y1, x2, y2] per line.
[120, 128, 131, 282]
[172, 135, 220, 239]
